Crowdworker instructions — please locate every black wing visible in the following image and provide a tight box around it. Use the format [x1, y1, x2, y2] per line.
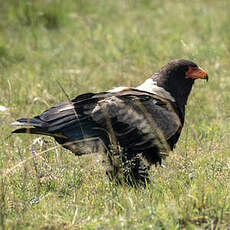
[12, 92, 110, 154]
[12, 89, 181, 154]
[89, 91, 182, 153]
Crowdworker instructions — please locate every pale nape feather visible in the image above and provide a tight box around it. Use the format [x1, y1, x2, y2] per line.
[107, 79, 175, 102]
[136, 78, 175, 102]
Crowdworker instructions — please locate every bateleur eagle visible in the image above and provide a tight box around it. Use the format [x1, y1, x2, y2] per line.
[11, 59, 208, 185]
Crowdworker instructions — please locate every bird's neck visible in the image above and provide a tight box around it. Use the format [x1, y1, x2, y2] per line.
[150, 72, 194, 108]
[136, 77, 176, 102]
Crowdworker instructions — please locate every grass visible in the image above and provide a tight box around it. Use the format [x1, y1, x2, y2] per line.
[0, 0, 230, 229]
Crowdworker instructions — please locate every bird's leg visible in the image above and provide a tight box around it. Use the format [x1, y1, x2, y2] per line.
[104, 144, 124, 184]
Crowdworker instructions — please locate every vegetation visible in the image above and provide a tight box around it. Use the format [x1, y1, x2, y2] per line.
[0, 0, 230, 229]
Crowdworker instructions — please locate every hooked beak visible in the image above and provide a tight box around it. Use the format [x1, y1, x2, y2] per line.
[186, 66, 208, 82]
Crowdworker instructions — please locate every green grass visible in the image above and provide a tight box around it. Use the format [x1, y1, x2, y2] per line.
[1, 0, 230, 229]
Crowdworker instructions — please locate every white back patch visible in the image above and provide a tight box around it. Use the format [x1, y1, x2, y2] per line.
[107, 86, 130, 93]
[136, 78, 175, 102]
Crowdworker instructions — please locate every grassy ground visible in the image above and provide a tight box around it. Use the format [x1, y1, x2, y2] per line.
[0, 0, 230, 229]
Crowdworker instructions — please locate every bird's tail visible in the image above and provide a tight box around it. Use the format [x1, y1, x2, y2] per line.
[11, 118, 43, 127]
[12, 127, 51, 136]
[11, 118, 60, 137]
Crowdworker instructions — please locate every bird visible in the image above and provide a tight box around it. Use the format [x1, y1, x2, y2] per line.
[11, 59, 208, 185]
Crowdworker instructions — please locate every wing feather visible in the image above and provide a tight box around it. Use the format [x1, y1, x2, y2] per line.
[12, 89, 182, 154]
[90, 93, 181, 152]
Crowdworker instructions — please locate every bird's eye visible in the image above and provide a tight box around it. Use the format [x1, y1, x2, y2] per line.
[190, 63, 198, 68]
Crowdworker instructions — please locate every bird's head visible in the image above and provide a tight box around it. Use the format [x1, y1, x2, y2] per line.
[160, 59, 208, 82]
[153, 59, 208, 107]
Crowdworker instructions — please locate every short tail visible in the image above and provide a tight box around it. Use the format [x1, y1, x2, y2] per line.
[11, 117, 43, 127]
[11, 117, 65, 138]
[12, 127, 48, 135]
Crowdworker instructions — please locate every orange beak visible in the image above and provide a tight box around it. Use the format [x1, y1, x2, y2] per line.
[186, 66, 208, 81]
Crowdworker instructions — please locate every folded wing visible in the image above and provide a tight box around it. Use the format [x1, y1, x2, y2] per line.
[12, 89, 182, 155]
